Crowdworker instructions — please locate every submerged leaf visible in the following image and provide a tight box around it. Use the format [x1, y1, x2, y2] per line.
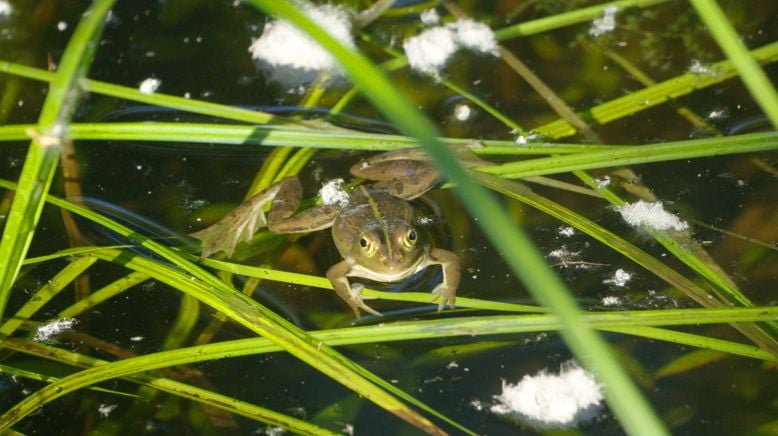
[654, 349, 729, 379]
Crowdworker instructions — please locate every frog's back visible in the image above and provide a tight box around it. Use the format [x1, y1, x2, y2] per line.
[337, 188, 413, 226]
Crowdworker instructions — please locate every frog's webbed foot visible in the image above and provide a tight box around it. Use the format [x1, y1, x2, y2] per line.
[347, 283, 382, 318]
[191, 177, 297, 259]
[431, 284, 457, 312]
[429, 248, 461, 312]
[327, 261, 382, 318]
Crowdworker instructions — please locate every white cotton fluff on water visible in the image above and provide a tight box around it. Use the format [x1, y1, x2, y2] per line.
[604, 268, 632, 287]
[589, 6, 619, 37]
[420, 8, 440, 25]
[688, 59, 719, 76]
[320, 178, 349, 208]
[453, 19, 498, 53]
[0, 0, 12, 17]
[617, 200, 689, 231]
[138, 77, 161, 94]
[404, 19, 498, 78]
[33, 318, 78, 342]
[491, 361, 603, 429]
[249, 4, 355, 87]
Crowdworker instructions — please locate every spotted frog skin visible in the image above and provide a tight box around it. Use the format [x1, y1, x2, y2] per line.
[192, 149, 472, 317]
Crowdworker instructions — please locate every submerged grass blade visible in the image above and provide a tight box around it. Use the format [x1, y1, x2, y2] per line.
[0, 256, 97, 338]
[688, 0, 778, 127]
[242, 1, 667, 434]
[0, 0, 116, 317]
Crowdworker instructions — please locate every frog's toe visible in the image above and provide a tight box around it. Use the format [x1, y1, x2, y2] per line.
[348, 284, 383, 317]
[431, 285, 456, 312]
[348, 299, 382, 318]
[357, 302, 382, 317]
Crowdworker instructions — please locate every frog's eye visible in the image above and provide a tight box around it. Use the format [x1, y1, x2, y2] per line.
[401, 228, 417, 250]
[359, 235, 377, 256]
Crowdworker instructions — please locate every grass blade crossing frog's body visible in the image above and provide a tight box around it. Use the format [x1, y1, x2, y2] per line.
[192, 149, 472, 317]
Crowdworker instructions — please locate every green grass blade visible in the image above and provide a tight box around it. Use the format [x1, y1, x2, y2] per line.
[160, 294, 199, 350]
[485, 132, 778, 178]
[0, 363, 137, 398]
[57, 271, 150, 318]
[0, 60, 282, 126]
[494, 0, 671, 41]
[476, 171, 778, 354]
[0, 0, 115, 315]
[3, 124, 771, 167]
[242, 1, 667, 434]
[688, 0, 778, 127]
[0, 256, 97, 338]
[0, 122, 617, 154]
[24, 244, 543, 314]
[199, 256, 543, 313]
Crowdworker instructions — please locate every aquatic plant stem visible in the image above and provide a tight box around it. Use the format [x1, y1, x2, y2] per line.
[0, 0, 115, 316]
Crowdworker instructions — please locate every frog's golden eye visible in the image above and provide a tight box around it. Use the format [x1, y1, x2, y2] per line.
[359, 235, 377, 256]
[401, 228, 417, 250]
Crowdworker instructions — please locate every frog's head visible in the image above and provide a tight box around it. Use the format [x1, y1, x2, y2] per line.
[347, 219, 430, 281]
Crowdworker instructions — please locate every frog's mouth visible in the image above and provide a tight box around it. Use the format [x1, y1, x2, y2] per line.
[348, 254, 427, 283]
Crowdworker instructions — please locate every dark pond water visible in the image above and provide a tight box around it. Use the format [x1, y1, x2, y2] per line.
[0, 0, 776, 434]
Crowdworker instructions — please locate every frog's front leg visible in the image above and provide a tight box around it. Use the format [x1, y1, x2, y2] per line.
[428, 248, 461, 311]
[327, 261, 382, 318]
[266, 177, 339, 234]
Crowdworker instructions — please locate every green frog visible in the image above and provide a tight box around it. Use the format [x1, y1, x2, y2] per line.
[192, 149, 478, 317]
